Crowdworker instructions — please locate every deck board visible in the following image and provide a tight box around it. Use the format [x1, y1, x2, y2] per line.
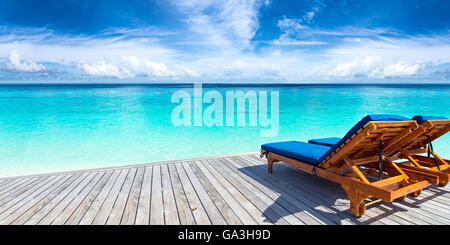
[0, 153, 449, 225]
[150, 165, 164, 225]
[106, 168, 137, 225]
[51, 172, 108, 225]
[182, 161, 227, 225]
[39, 172, 98, 225]
[135, 166, 152, 225]
[120, 167, 145, 225]
[64, 171, 115, 225]
[201, 159, 271, 225]
[160, 164, 180, 225]
[91, 169, 129, 225]
[174, 162, 211, 225]
[12, 173, 84, 225]
[1, 174, 76, 225]
[167, 164, 196, 225]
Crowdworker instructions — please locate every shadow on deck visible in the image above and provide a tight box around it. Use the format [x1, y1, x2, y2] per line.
[234, 155, 450, 225]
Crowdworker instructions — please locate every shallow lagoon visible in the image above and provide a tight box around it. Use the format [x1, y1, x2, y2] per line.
[0, 84, 448, 177]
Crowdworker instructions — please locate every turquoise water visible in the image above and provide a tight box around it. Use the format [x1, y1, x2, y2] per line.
[0, 84, 449, 177]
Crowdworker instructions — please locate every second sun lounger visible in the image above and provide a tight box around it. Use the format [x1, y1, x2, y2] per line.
[395, 116, 450, 186]
[308, 115, 450, 186]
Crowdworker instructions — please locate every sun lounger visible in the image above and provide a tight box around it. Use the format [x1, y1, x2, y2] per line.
[261, 115, 438, 217]
[308, 115, 450, 186]
[393, 115, 450, 186]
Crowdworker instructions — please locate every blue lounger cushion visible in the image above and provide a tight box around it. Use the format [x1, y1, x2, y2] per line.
[308, 137, 342, 147]
[412, 115, 447, 125]
[261, 141, 331, 166]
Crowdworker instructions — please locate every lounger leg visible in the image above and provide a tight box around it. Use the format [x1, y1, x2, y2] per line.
[408, 189, 422, 197]
[342, 184, 367, 217]
[397, 195, 407, 201]
[267, 156, 275, 174]
[439, 169, 450, 187]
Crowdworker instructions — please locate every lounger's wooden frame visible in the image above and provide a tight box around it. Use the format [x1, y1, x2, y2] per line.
[261, 121, 438, 217]
[393, 119, 450, 186]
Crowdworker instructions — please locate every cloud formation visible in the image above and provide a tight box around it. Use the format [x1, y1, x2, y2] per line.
[78, 61, 131, 78]
[78, 56, 198, 79]
[172, 0, 266, 50]
[0, 1, 449, 82]
[324, 56, 426, 78]
[4, 50, 46, 72]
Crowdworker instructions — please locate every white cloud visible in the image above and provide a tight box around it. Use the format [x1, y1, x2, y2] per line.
[277, 17, 309, 32]
[120, 56, 176, 77]
[78, 61, 131, 78]
[325, 56, 426, 78]
[172, 0, 265, 49]
[174, 64, 199, 77]
[5, 50, 45, 72]
[381, 61, 425, 77]
[304, 11, 315, 23]
[78, 56, 199, 79]
[271, 36, 326, 46]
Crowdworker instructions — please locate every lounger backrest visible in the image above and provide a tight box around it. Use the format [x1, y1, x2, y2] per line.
[318, 115, 417, 168]
[399, 118, 450, 153]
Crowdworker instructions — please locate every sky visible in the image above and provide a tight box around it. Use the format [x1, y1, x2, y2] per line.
[0, 0, 449, 83]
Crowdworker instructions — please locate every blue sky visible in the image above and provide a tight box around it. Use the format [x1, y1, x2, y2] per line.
[0, 0, 449, 83]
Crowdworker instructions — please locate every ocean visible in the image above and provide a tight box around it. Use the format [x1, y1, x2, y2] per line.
[0, 83, 449, 177]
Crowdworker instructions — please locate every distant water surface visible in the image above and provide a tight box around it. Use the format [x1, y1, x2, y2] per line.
[0, 83, 449, 177]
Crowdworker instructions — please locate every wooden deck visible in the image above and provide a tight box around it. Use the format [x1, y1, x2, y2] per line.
[0, 153, 449, 225]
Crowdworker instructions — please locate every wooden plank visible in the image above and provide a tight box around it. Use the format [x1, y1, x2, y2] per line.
[10, 173, 85, 225]
[0, 178, 33, 197]
[106, 168, 137, 225]
[0, 177, 49, 208]
[175, 162, 211, 225]
[182, 161, 227, 225]
[135, 166, 152, 225]
[160, 164, 180, 225]
[400, 198, 450, 224]
[219, 157, 332, 225]
[0, 175, 61, 217]
[0, 178, 23, 192]
[0, 175, 70, 222]
[248, 154, 409, 224]
[194, 160, 257, 225]
[120, 167, 145, 225]
[64, 171, 115, 225]
[0, 174, 75, 225]
[0, 178, 41, 206]
[78, 170, 121, 225]
[416, 190, 450, 211]
[209, 159, 303, 225]
[51, 171, 111, 225]
[251, 153, 439, 225]
[37, 172, 98, 225]
[243, 155, 392, 225]
[256, 155, 431, 225]
[200, 159, 273, 225]
[189, 161, 242, 225]
[167, 164, 196, 225]
[90, 169, 130, 225]
[391, 199, 448, 224]
[149, 165, 164, 225]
